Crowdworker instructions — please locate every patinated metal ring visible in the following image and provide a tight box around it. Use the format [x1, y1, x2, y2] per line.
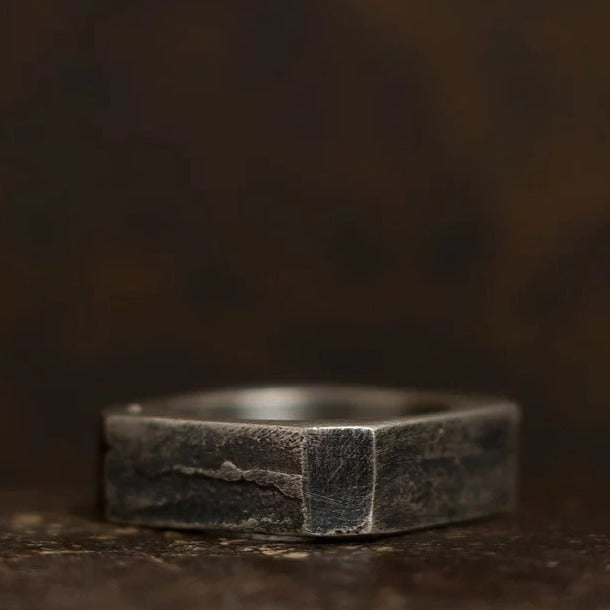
[102, 386, 519, 538]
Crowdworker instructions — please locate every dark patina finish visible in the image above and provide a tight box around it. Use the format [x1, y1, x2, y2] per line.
[102, 386, 519, 537]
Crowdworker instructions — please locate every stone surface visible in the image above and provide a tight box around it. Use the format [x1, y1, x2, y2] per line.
[0, 482, 608, 610]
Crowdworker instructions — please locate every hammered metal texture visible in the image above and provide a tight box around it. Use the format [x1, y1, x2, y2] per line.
[103, 387, 519, 537]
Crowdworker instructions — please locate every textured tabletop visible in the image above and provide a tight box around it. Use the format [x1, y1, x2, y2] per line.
[1, 480, 608, 610]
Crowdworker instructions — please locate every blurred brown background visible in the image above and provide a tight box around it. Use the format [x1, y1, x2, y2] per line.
[2, 1, 609, 487]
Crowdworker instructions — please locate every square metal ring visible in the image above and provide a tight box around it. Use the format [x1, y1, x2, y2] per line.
[102, 386, 520, 538]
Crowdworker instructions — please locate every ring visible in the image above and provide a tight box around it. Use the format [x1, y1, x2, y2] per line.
[102, 386, 519, 538]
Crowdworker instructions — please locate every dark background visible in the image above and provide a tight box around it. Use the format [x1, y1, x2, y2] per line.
[2, 1, 609, 488]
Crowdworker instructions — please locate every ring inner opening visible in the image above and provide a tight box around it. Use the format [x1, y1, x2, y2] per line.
[164, 388, 451, 421]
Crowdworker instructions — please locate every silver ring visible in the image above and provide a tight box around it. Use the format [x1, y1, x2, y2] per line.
[102, 385, 520, 538]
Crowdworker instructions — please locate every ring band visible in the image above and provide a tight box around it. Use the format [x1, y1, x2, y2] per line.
[102, 386, 519, 538]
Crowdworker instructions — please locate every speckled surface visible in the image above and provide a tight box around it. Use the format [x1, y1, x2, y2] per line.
[1, 482, 608, 610]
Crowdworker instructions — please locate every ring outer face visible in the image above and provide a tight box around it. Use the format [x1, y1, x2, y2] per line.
[102, 392, 519, 538]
